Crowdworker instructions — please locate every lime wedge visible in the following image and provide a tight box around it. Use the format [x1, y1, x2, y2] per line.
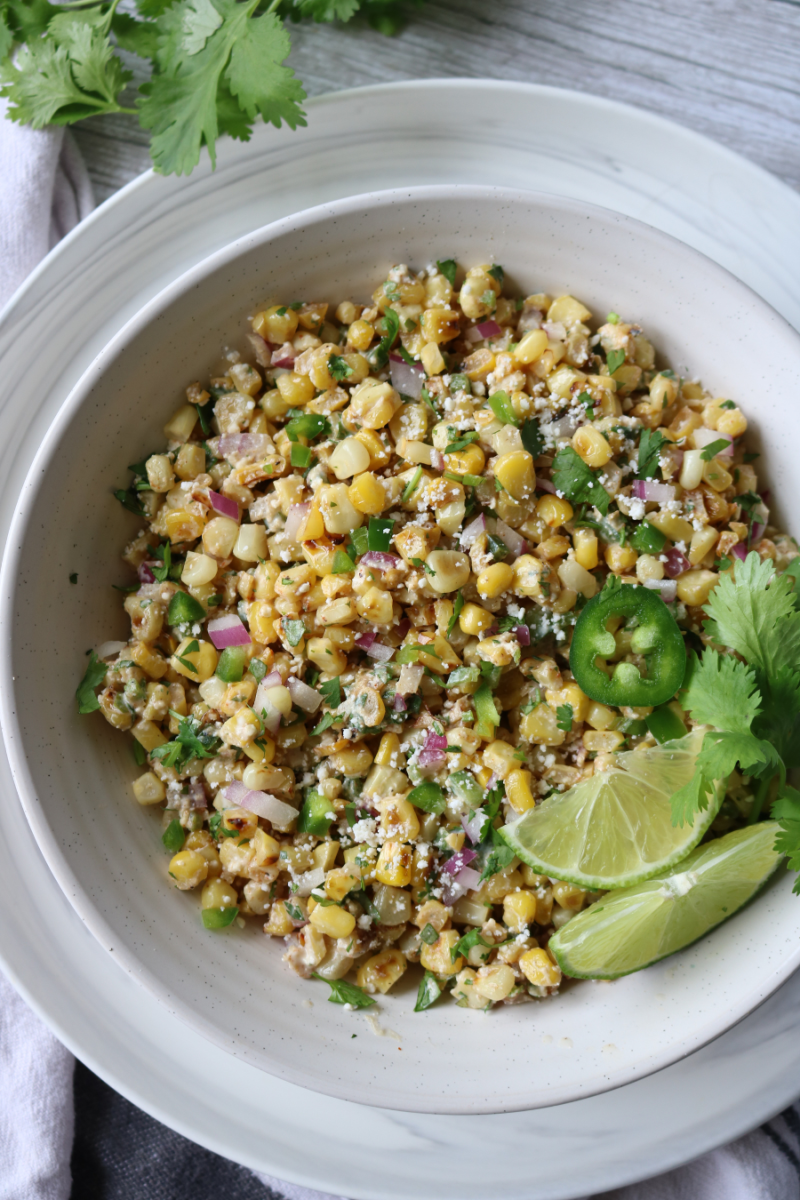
[499, 730, 722, 890]
[549, 821, 783, 979]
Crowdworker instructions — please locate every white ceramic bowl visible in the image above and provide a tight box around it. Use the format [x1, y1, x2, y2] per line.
[3, 186, 800, 1115]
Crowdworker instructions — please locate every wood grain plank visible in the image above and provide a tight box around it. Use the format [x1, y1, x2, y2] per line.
[71, 0, 800, 202]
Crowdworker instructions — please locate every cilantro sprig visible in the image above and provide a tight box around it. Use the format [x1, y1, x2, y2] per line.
[673, 553, 800, 891]
[0, 0, 430, 178]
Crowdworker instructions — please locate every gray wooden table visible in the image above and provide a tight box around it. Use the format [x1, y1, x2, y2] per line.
[74, 0, 800, 205]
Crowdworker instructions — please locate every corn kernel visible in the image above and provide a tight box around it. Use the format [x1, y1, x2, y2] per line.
[583, 729, 625, 753]
[536, 494, 574, 528]
[375, 732, 401, 767]
[420, 929, 463, 976]
[676, 569, 718, 607]
[505, 768, 536, 814]
[482, 740, 518, 779]
[459, 602, 495, 635]
[473, 963, 516, 1002]
[169, 849, 208, 890]
[503, 890, 538, 931]
[513, 329, 549, 365]
[572, 528, 599, 570]
[585, 702, 617, 731]
[348, 471, 386, 514]
[357, 949, 408, 994]
[494, 451, 536, 501]
[132, 771, 166, 805]
[309, 902, 356, 939]
[375, 840, 413, 887]
[572, 426, 612, 468]
[520, 702, 565, 746]
[171, 638, 218, 682]
[519, 946, 562, 988]
[476, 562, 514, 599]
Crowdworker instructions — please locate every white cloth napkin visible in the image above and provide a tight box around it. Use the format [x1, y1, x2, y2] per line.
[2, 97, 800, 1200]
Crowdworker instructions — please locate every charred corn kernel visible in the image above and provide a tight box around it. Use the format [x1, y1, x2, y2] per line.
[552, 881, 588, 911]
[716, 406, 747, 437]
[605, 543, 638, 574]
[585, 702, 617, 731]
[420, 929, 463, 976]
[306, 636, 347, 676]
[219, 705, 260, 748]
[329, 436, 371, 480]
[519, 946, 562, 988]
[309, 902, 356, 939]
[375, 732, 401, 767]
[459, 602, 495, 635]
[164, 405, 197, 443]
[124, 594, 164, 641]
[375, 840, 413, 887]
[584, 729, 625, 753]
[636, 554, 664, 582]
[164, 507, 205, 543]
[444, 445, 485, 475]
[234, 524, 268, 562]
[482, 740, 518, 779]
[379, 796, 420, 842]
[317, 596, 359, 625]
[703, 457, 733, 492]
[132, 771, 166, 805]
[248, 600, 279, 644]
[513, 328, 549, 364]
[477, 562, 514, 598]
[347, 318, 374, 351]
[169, 849, 208, 890]
[348, 471, 386, 514]
[545, 682, 589, 722]
[414, 899, 451, 931]
[128, 641, 168, 680]
[202, 516, 239, 559]
[356, 586, 393, 625]
[421, 307, 461, 344]
[353, 428, 391, 470]
[171, 637, 218, 682]
[146, 454, 174, 493]
[572, 528, 599, 571]
[348, 379, 399, 429]
[325, 865, 362, 901]
[182, 550, 217, 587]
[536, 494, 574, 528]
[572, 426, 612, 468]
[676, 569, 718, 606]
[330, 744, 373, 777]
[425, 549, 471, 594]
[357, 949, 408, 994]
[264, 900, 294, 936]
[252, 304, 298, 343]
[647, 512, 695, 544]
[520, 702, 565, 746]
[537, 535, 571, 560]
[505, 768, 536, 814]
[503, 890, 538, 931]
[494, 450, 536, 501]
[689, 526, 718, 565]
[474, 963, 516, 1002]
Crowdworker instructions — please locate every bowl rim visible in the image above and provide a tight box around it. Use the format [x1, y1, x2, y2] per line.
[3, 182, 800, 1114]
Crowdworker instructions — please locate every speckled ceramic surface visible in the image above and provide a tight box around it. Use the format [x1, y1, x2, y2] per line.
[0, 81, 799, 1195]
[4, 182, 800, 1119]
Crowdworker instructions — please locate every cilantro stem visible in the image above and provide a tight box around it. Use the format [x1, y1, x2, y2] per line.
[748, 772, 774, 825]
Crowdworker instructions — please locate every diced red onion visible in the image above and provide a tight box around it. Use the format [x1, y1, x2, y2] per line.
[396, 663, 424, 695]
[664, 549, 691, 579]
[287, 676, 322, 713]
[443, 847, 478, 876]
[644, 578, 677, 602]
[484, 624, 499, 637]
[213, 433, 274, 464]
[440, 864, 482, 905]
[395, 618, 410, 640]
[543, 320, 566, 340]
[418, 730, 448, 769]
[223, 780, 250, 806]
[285, 502, 310, 543]
[271, 343, 295, 368]
[460, 513, 486, 549]
[260, 671, 283, 689]
[461, 808, 486, 845]
[476, 319, 502, 339]
[455, 865, 482, 891]
[514, 624, 531, 646]
[760, 489, 771, 505]
[246, 332, 272, 368]
[393, 693, 407, 712]
[355, 630, 376, 651]
[138, 561, 156, 584]
[732, 542, 747, 561]
[486, 772, 498, 790]
[366, 641, 394, 662]
[389, 357, 425, 400]
[294, 866, 327, 897]
[661, 447, 684, 479]
[693, 427, 733, 458]
[631, 480, 676, 503]
[208, 614, 251, 648]
[431, 449, 445, 472]
[537, 478, 557, 494]
[96, 639, 127, 660]
[361, 551, 401, 570]
[464, 326, 483, 344]
[751, 523, 766, 545]
[425, 731, 448, 752]
[493, 516, 527, 558]
[228, 784, 298, 826]
[209, 490, 240, 521]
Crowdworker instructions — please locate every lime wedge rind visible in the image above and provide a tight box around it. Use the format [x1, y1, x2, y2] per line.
[548, 821, 783, 980]
[499, 731, 722, 891]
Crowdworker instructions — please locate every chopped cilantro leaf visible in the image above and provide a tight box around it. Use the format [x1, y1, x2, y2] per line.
[76, 651, 107, 714]
[607, 348, 626, 375]
[556, 703, 574, 732]
[436, 259, 457, 287]
[162, 819, 185, 854]
[552, 446, 610, 515]
[414, 971, 443, 1012]
[700, 438, 732, 462]
[312, 974, 375, 1008]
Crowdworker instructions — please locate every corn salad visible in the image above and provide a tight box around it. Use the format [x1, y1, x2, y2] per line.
[82, 259, 794, 1013]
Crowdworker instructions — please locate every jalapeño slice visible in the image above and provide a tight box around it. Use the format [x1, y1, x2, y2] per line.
[570, 578, 685, 708]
